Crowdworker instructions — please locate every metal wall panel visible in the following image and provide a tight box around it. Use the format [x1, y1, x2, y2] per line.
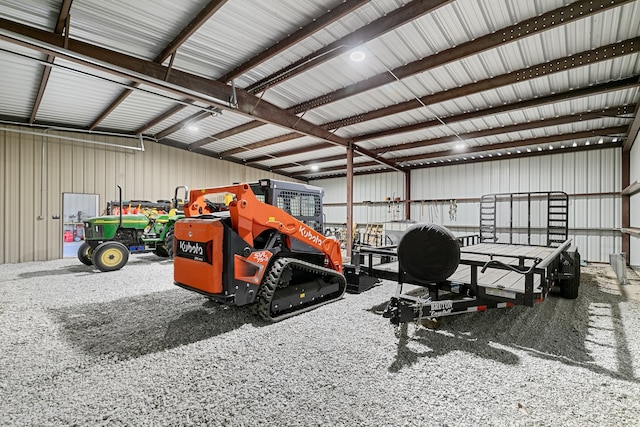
[0, 125, 297, 264]
[315, 148, 621, 262]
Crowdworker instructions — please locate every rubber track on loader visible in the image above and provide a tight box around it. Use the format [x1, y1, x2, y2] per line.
[257, 257, 347, 322]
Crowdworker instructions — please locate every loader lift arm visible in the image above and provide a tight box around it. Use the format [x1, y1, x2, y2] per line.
[184, 183, 342, 273]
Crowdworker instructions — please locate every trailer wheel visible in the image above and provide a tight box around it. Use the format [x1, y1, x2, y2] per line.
[560, 251, 580, 299]
[92, 241, 129, 272]
[165, 227, 175, 258]
[77, 241, 94, 266]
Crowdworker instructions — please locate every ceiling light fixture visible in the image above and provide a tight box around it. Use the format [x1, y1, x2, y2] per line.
[572, 142, 578, 147]
[350, 51, 366, 62]
[310, 165, 319, 172]
[598, 138, 603, 144]
[187, 125, 199, 132]
[526, 148, 531, 152]
[585, 140, 590, 146]
[537, 147, 542, 151]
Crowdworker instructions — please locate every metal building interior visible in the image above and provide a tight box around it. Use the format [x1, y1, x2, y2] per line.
[1, 0, 639, 264]
[1, 1, 640, 425]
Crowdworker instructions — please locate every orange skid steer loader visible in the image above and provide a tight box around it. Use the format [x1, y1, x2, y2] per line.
[173, 179, 346, 322]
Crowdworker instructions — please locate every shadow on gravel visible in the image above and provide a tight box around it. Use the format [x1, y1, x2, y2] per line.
[18, 255, 170, 279]
[18, 265, 93, 278]
[52, 288, 264, 360]
[376, 269, 638, 382]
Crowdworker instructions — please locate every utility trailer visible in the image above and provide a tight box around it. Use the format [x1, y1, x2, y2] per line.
[349, 192, 581, 325]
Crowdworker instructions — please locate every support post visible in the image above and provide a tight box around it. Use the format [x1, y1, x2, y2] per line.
[622, 150, 630, 264]
[404, 170, 411, 221]
[346, 143, 354, 259]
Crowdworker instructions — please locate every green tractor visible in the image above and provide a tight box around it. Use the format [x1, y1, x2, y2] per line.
[77, 185, 188, 272]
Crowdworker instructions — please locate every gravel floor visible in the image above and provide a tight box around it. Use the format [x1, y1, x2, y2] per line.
[1, 255, 640, 426]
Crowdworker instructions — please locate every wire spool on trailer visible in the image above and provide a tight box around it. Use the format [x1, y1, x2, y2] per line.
[397, 223, 460, 284]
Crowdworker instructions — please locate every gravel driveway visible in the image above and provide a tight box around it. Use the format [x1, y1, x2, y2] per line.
[1, 255, 639, 426]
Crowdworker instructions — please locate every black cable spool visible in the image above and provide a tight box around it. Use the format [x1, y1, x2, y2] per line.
[397, 223, 460, 284]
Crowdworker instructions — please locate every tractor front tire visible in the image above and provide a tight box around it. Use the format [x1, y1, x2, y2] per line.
[165, 227, 175, 258]
[77, 241, 94, 266]
[153, 246, 169, 258]
[92, 241, 129, 272]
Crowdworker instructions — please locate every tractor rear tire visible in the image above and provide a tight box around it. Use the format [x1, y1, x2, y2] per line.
[165, 227, 175, 258]
[77, 241, 94, 266]
[92, 241, 129, 272]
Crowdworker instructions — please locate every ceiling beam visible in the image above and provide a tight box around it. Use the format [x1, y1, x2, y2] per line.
[371, 105, 635, 155]
[176, 0, 369, 148]
[291, 0, 634, 115]
[207, 42, 640, 159]
[392, 126, 629, 164]
[134, 104, 188, 135]
[354, 76, 640, 142]
[88, 0, 228, 130]
[219, 0, 370, 83]
[190, 121, 265, 149]
[0, 18, 403, 172]
[244, 143, 333, 164]
[245, 0, 452, 94]
[257, 81, 639, 170]
[325, 37, 640, 129]
[29, 0, 73, 124]
[220, 132, 300, 157]
[154, 110, 213, 140]
[282, 108, 629, 170]
[300, 141, 625, 181]
[296, 130, 627, 180]
[155, 137, 300, 180]
[187, 0, 631, 153]
[154, 0, 227, 65]
[624, 77, 640, 152]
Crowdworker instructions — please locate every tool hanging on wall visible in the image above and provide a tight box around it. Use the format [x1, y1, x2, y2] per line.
[448, 199, 457, 221]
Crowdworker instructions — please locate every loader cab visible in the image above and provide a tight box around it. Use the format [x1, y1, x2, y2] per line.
[250, 179, 325, 254]
[251, 179, 324, 233]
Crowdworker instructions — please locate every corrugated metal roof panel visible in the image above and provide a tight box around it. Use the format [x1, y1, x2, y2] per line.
[168, 111, 257, 147]
[0, 0, 60, 30]
[259, 146, 346, 170]
[34, 59, 132, 126]
[69, 0, 211, 60]
[230, 0, 412, 89]
[173, 0, 353, 81]
[98, 85, 182, 132]
[0, 41, 47, 118]
[225, 135, 329, 162]
[145, 105, 207, 136]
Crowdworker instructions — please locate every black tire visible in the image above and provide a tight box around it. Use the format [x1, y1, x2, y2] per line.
[77, 241, 94, 266]
[153, 245, 169, 258]
[92, 241, 129, 272]
[165, 227, 175, 259]
[560, 251, 580, 299]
